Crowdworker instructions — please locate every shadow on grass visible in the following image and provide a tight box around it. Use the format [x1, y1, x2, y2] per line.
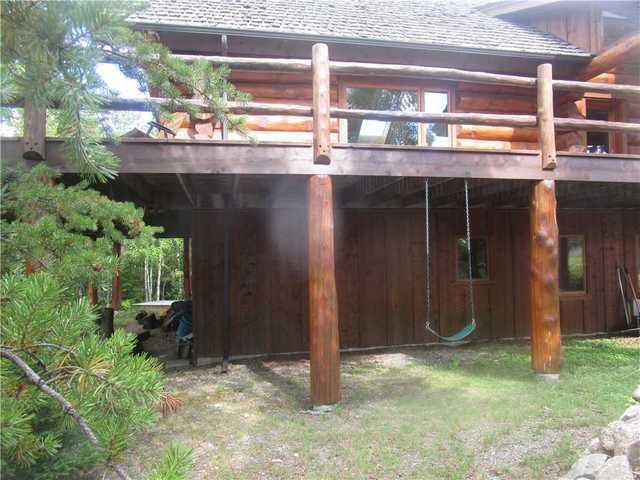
[245, 360, 311, 409]
[245, 354, 440, 410]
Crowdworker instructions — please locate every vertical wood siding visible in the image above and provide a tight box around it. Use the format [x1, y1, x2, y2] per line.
[192, 208, 639, 357]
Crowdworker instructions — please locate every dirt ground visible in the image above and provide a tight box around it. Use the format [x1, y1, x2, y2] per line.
[113, 338, 639, 480]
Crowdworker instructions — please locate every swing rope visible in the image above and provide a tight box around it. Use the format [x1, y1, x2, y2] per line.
[424, 178, 477, 342]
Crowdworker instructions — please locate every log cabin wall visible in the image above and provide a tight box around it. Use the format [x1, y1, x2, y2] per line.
[164, 70, 340, 143]
[503, 1, 640, 154]
[191, 207, 640, 357]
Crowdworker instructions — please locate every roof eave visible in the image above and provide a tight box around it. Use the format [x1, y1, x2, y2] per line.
[131, 22, 593, 63]
[479, 0, 560, 18]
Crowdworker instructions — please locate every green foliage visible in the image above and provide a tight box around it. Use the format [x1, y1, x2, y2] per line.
[0, 165, 194, 478]
[146, 445, 194, 480]
[1, 0, 250, 181]
[0, 273, 164, 479]
[121, 238, 185, 303]
[1, 164, 158, 290]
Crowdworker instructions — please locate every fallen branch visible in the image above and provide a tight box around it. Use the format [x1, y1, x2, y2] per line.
[0, 347, 131, 480]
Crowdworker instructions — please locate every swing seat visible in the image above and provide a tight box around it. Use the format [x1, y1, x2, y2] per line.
[428, 319, 477, 342]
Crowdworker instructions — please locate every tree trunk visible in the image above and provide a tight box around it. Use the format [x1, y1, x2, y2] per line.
[156, 252, 162, 301]
[144, 255, 150, 302]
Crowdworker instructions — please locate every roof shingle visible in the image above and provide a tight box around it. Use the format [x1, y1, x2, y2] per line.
[130, 0, 591, 58]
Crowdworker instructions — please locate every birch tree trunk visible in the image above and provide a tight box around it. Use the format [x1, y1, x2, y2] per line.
[156, 252, 162, 301]
[144, 255, 150, 302]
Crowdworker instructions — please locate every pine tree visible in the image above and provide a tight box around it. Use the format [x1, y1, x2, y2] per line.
[1, 0, 250, 181]
[0, 166, 192, 479]
[0, 1, 248, 477]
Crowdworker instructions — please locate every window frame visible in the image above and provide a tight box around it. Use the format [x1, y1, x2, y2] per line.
[338, 78, 455, 147]
[454, 235, 490, 283]
[559, 234, 587, 295]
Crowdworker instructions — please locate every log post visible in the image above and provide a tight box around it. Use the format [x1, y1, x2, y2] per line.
[23, 100, 46, 162]
[308, 175, 340, 406]
[530, 179, 562, 378]
[111, 242, 122, 310]
[312, 43, 331, 165]
[537, 64, 557, 170]
[183, 237, 192, 299]
[609, 100, 628, 154]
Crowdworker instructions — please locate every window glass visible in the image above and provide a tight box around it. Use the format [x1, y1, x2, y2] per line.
[457, 237, 488, 280]
[560, 236, 585, 292]
[423, 91, 450, 147]
[346, 87, 418, 145]
[586, 103, 609, 154]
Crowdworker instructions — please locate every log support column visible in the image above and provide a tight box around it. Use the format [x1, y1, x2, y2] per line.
[530, 181, 562, 378]
[308, 175, 340, 406]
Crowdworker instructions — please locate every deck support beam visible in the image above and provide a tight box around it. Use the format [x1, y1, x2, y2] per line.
[529, 179, 562, 377]
[308, 174, 340, 406]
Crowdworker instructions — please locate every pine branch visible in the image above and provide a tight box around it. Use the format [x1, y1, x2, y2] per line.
[0, 347, 132, 480]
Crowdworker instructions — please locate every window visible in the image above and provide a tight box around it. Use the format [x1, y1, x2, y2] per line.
[586, 102, 609, 154]
[346, 87, 418, 145]
[423, 91, 450, 147]
[456, 237, 488, 280]
[560, 236, 585, 292]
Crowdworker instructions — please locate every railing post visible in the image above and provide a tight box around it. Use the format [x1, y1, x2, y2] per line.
[312, 43, 331, 165]
[537, 63, 557, 170]
[23, 99, 46, 162]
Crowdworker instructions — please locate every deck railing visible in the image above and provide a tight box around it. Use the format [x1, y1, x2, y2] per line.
[16, 43, 640, 170]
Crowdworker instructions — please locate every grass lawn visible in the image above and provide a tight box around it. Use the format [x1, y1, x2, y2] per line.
[118, 338, 639, 479]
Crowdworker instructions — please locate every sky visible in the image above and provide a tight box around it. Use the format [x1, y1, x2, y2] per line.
[96, 63, 148, 99]
[0, 63, 153, 136]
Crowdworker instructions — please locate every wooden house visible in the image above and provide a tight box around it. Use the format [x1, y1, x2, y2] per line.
[4, 0, 639, 406]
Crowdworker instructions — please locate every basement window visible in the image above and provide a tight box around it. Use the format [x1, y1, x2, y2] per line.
[560, 236, 586, 292]
[423, 91, 450, 147]
[346, 87, 418, 145]
[456, 237, 489, 280]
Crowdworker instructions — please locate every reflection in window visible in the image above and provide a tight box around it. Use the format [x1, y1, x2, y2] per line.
[346, 87, 418, 145]
[424, 91, 450, 147]
[560, 236, 585, 292]
[457, 238, 488, 280]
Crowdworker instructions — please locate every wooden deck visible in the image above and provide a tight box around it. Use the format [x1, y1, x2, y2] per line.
[2, 137, 639, 183]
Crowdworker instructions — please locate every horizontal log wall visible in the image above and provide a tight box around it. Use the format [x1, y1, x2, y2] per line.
[168, 70, 339, 143]
[455, 82, 539, 150]
[158, 62, 638, 150]
[192, 207, 639, 357]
